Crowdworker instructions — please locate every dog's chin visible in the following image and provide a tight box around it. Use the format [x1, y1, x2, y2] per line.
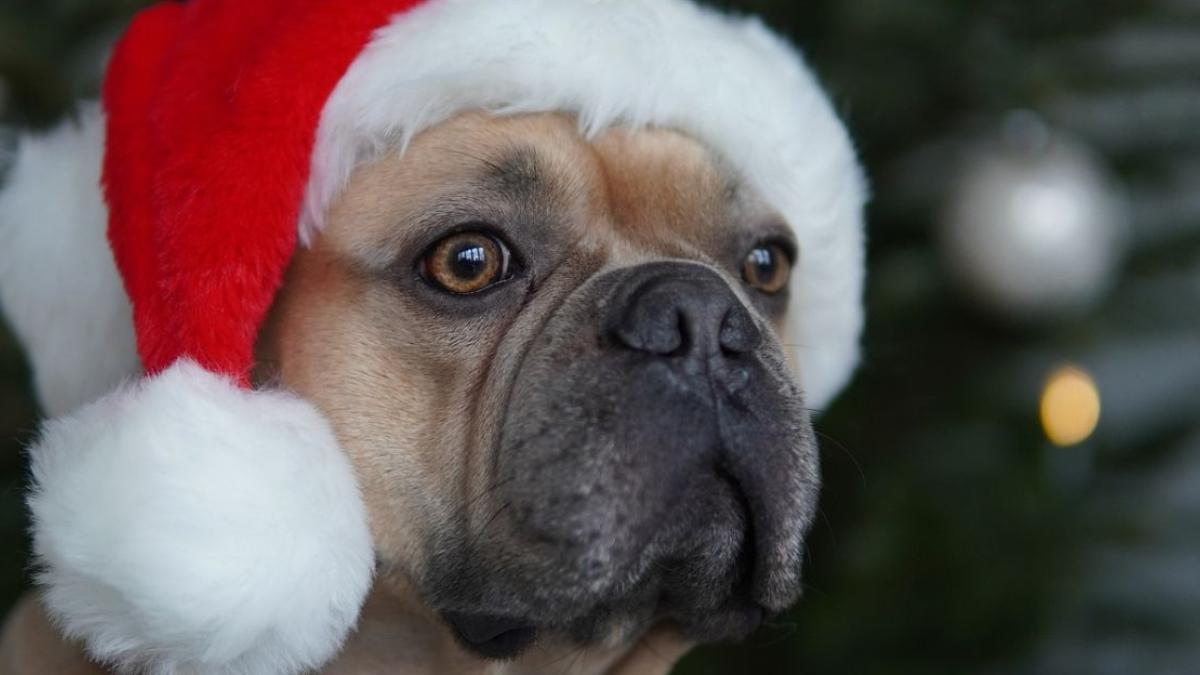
[442, 602, 767, 662]
[417, 402, 812, 661]
[426, 474, 775, 661]
[439, 588, 769, 662]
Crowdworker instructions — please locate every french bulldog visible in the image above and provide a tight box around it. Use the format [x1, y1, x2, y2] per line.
[0, 0, 867, 671]
[2, 111, 821, 674]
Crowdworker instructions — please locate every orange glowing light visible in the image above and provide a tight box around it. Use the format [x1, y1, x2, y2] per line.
[1039, 364, 1101, 447]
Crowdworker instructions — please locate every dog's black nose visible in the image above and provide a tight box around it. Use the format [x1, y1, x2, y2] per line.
[609, 263, 761, 360]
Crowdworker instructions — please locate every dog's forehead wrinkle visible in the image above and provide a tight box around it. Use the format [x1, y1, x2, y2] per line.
[483, 144, 544, 193]
[581, 128, 790, 288]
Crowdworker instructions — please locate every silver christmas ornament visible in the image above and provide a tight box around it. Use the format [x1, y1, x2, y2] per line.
[940, 111, 1128, 321]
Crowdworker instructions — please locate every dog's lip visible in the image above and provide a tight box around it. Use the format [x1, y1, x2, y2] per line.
[444, 611, 539, 660]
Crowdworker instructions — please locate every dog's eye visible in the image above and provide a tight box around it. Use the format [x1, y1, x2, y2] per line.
[421, 232, 512, 295]
[742, 243, 792, 294]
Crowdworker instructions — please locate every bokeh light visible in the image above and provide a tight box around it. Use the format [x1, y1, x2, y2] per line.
[1040, 364, 1101, 447]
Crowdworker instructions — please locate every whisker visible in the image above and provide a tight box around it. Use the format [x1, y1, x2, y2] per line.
[751, 618, 799, 648]
[464, 475, 518, 510]
[638, 636, 675, 666]
[541, 640, 589, 674]
[470, 502, 512, 548]
[817, 506, 838, 550]
[814, 429, 866, 488]
[565, 643, 589, 675]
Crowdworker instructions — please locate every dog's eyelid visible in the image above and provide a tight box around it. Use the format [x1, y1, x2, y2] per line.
[752, 224, 798, 263]
[774, 238, 799, 267]
[408, 219, 517, 261]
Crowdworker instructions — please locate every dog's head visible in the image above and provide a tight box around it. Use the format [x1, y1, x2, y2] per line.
[1, 2, 867, 673]
[262, 112, 820, 658]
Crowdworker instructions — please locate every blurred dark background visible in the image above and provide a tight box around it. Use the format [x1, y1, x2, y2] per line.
[3, 1, 1199, 673]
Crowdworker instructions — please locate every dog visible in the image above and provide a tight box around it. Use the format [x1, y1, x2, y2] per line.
[0, 1, 865, 673]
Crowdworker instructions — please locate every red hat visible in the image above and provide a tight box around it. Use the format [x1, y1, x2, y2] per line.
[0, 0, 865, 673]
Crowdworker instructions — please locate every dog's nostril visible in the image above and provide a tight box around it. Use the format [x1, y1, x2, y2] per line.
[718, 305, 759, 356]
[611, 305, 685, 355]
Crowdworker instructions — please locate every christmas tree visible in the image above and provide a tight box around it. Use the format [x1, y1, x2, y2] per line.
[2, 1, 1197, 673]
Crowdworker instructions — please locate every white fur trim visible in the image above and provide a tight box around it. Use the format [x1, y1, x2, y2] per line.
[0, 105, 141, 417]
[28, 360, 374, 675]
[305, 0, 867, 409]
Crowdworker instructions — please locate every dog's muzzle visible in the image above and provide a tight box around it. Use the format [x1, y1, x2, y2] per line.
[433, 262, 819, 658]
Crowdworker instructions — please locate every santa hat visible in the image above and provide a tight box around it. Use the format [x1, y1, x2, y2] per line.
[0, 0, 865, 673]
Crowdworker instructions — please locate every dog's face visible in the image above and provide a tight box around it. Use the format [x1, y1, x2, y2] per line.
[262, 112, 819, 660]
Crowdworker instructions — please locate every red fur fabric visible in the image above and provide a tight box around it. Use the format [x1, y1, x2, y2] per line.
[102, 0, 423, 384]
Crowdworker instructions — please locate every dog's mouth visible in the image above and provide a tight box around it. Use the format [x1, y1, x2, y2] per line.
[441, 598, 769, 661]
[444, 612, 539, 660]
[435, 468, 774, 661]
[426, 393, 811, 661]
[442, 603, 768, 662]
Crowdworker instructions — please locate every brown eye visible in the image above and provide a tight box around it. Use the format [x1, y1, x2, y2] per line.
[742, 243, 792, 294]
[421, 232, 511, 295]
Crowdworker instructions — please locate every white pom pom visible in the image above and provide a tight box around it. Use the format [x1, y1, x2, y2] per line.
[27, 360, 374, 675]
